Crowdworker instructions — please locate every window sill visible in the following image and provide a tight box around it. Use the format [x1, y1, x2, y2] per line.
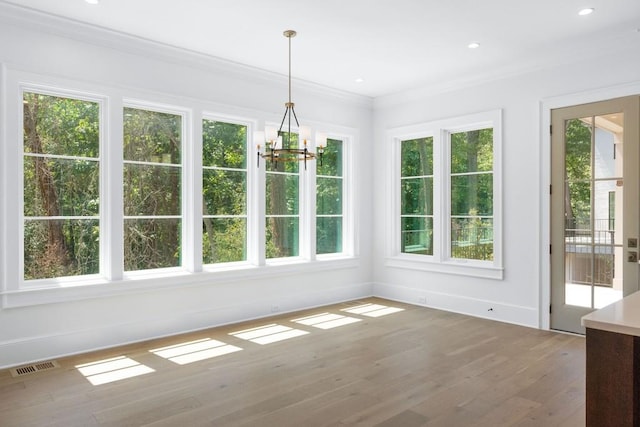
[1, 257, 360, 308]
[385, 255, 504, 280]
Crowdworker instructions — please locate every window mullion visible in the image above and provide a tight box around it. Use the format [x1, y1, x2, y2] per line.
[302, 148, 316, 261]
[105, 95, 124, 281]
[250, 121, 266, 266]
[434, 130, 445, 262]
[185, 109, 201, 273]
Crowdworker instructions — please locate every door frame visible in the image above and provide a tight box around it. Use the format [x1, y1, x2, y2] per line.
[540, 82, 640, 330]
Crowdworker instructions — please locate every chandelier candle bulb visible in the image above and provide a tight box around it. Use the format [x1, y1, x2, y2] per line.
[300, 125, 311, 142]
[265, 126, 278, 143]
[254, 130, 265, 145]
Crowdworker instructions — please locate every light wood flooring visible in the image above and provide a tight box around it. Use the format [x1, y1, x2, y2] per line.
[0, 298, 586, 426]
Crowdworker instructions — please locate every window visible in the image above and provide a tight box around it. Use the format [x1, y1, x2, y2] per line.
[400, 137, 433, 256]
[202, 119, 247, 264]
[389, 110, 502, 278]
[22, 91, 100, 280]
[8, 77, 357, 306]
[265, 132, 300, 259]
[123, 107, 182, 272]
[450, 128, 493, 261]
[316, 138, 344, 255]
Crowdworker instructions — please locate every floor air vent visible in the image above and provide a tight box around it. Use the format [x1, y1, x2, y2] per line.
[10, 361, 60, 377]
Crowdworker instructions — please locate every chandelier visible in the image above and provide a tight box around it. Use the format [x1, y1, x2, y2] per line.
[256, 30, 324, 169]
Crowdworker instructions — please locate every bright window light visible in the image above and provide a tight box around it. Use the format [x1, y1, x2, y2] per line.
[230, 323, 309, 345]
[75, 356, 154, 386]
[342, 303, 405, 317]
[150, 338, 242, 365]
[292, 312, 362, 329]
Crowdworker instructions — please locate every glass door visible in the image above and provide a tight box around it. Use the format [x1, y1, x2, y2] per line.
[551, 96, 639, 334]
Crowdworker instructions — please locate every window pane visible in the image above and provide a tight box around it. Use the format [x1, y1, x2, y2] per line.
[23, 91, 101, 281]
[401, 217, 433, 255]
[401, 177, 433, 215]
[203, 169, 246, 216]
[23, 93, 99, 157]
[401, 137, 433, 177]
[565, 118, 592, 179]
[123, 164, 181, 216]
[266, 174, 299, 215]
[451, 129, 492, 174]
[203, 218, 246, 264]
[450, 174, 493, 216]
[24, 219, 99, 280]
[123, 108, 181, 163]
[317, 177, 342, 215]
[451, 217, 493, 261]
[24, 158, 99, 217]
[266, 217, 299, 258]
[124, 218, 181, 271]
[317, 139, 342, 177]
[594, 180, 617, 245]
[565, 181, 591, 234]
[202, 120, 246, 168]
[317, 217, 342, 254]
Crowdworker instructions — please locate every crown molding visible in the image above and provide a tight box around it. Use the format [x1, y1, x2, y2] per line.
[0, 1, 373, 109]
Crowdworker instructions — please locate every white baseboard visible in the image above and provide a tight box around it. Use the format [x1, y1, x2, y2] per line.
[0, 282, 374, 369]
[373, 282, 539, 328]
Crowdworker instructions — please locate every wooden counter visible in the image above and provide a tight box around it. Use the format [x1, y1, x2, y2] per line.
[581, 291, 640, 426]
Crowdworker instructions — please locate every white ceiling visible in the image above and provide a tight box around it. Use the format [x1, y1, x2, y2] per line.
[3, 0, 640, 97]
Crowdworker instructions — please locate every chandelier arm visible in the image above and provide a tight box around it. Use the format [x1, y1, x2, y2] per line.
[290, 105, 300, 128]
[277, 105, 290, 149]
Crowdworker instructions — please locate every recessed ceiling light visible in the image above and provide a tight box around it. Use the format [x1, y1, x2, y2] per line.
[468, 42, 480, 49]
[85, 0, 99, 4]
[578, 8, 594, 16]
[355, 78, 364, 83]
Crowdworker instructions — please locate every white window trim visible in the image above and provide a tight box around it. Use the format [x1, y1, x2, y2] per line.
[386, 109, 503, 280]
[121, 98, 191, 278]
[0, 68, 360, 309]
[201, 113, 255, 268]
[316, 134, 352, 259]
[18, 83, 109, 287]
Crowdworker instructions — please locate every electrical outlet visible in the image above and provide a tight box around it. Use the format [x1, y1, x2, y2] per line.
[418, 296, 427, 304]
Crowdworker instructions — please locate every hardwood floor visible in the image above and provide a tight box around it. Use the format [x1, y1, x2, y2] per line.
[0, 298, 585, 426]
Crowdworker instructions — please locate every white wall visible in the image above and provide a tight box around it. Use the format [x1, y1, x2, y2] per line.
[0, 5, 374, 368]
[372, 42, 640, 328]
[2, 3, 640, 369]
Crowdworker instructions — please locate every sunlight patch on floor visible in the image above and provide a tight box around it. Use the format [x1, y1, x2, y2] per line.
[292, 312, 362, 329]
[342, 303, 405, 317]
[230, 323, 309, 345]
[75, 356, 154, 386]
[150, 338, 242, 365]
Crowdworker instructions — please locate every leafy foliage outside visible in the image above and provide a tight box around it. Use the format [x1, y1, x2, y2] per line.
[564, 118, 592, 231]
[202, 120, 247, 263]
[22, 96, 346, 279]
[400, 137, 433, 255]
[23, 92, 100, 280]
[317, 139, 343, 254]
[266, 132, 300, 258]
[123, 107, 182, 271]
[450, 129, 494, 261]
